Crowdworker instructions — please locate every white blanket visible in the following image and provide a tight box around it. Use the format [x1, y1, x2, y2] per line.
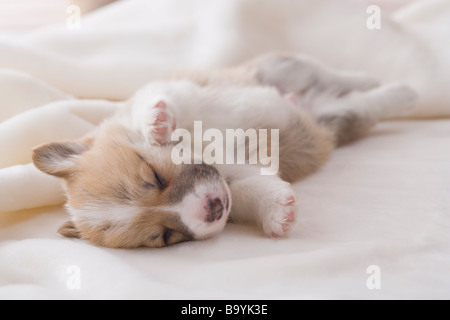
[0, 0, 449, 299]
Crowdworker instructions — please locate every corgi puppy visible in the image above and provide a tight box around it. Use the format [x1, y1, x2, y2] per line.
[32, 53, 417, 248]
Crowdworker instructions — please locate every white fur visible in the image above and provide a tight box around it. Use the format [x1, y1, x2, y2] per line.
[66, 203, 142, 228]
[216, 164, 296, 236]
[166, 180, 232, 240]
[128, 80, 299, 135]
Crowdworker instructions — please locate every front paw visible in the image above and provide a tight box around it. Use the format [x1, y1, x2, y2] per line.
[260, 183, 297, 237]
[143, 100, 176, 145]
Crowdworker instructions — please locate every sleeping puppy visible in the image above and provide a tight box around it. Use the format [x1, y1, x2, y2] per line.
[32, 53, 417, 248]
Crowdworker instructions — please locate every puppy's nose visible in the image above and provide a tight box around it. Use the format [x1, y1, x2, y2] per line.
[206, 197, 224, 222]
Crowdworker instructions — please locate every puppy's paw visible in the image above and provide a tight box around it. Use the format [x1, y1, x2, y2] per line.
[345, 73, 380, 92]
[380, 83, 418, 119]
[144, 100, 176, 145]
[261, 184, 297, 237]
[334, 72, 380, 96]
[385, 83, 418, 105]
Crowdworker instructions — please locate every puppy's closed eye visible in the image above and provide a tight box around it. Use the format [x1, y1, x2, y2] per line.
[141, 169, 166, 190]
[137, 153, 167, 190]
[153, 170, 167, 189]
[142, 181, 156, 189]
[162, 228, 173, 245]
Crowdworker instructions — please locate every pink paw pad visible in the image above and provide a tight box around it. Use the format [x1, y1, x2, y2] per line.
[281, 211, 295, 232]
[285, 92, 299, 105]
[147, 100, 176, 145]
[265, 193, 297, 238]
[286, 196, 295, 206]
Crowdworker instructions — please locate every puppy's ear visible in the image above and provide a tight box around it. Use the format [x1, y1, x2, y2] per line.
[58, 221, 81, 239]
[32, 138, 91, 178]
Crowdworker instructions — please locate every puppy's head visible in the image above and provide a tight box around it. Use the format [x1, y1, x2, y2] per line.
[32, 123, 231, 248]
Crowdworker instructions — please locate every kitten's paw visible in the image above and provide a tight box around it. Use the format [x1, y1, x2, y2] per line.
[261, 186, 297, 237]
[144, 100, 176, 145]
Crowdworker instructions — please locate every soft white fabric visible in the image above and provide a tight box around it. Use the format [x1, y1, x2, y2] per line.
[0, 0, 449, 299]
